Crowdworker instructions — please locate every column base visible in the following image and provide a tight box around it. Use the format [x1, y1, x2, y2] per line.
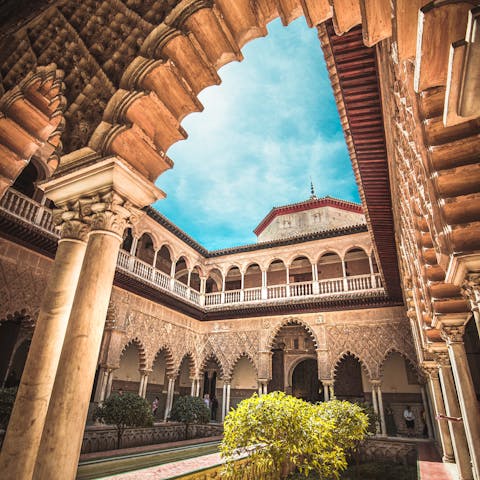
[442, 455, 455, 463]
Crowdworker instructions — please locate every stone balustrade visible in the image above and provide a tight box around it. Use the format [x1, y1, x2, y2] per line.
[0, 188, 386, 311]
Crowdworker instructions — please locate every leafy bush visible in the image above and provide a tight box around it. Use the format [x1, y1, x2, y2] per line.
[221, 392, 368, 480]
[170, 395, 210, 439]
[0, 387, 17, 430]
[94, 392, 153, 448]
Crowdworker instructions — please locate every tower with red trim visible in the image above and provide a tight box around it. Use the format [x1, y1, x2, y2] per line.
[254, 195, 366, 243]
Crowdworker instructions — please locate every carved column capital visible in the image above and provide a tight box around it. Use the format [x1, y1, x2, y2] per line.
[433, 351, 451, 367]
[461, 274, 480, 309]
[440, 325, 465, 344]
[53, 206, 90, 241]
[421, 362, 440, 380]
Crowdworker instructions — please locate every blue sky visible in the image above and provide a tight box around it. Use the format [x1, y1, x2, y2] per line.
[153, 18, 359, 250]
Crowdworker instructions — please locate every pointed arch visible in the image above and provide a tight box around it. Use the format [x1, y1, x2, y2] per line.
[119, 338, 147, 370]
[266, 317, 319, 352]
[199, 351, 226, 380]
[151, 345, 175, 377]
[332, 350, 372, 381]
[379, 348, 421, 382]
[174, 352, 196, 378]
[227, 352, 258, 379]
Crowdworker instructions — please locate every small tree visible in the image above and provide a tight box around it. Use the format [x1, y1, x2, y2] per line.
[0, 387, 17, 430]
[170, 395, 210, 440]
[94, 392, 153, 449]
[221, 392, 369, 480]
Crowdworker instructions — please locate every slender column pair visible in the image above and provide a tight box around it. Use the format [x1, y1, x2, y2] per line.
[94, 366, 116, 403]
[441, 322, 480, 480]
[138, 370, 151, 398]
[164, 377, 176, 421]
[322, 379, 333, 402]
[0, 158, 162, 480]
[422, 363, 454, 462]
[370, 381, 385, 435]
[258, 379, 268, 396]
[222, 382, 231, 420]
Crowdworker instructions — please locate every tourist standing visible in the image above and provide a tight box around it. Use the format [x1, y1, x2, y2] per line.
[211, 395, 218, 421]
[403, 405, 415, 436]
[152, 396, 159, 417]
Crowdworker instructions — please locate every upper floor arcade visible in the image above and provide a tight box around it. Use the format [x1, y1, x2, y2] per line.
[0, 184, 388, 316]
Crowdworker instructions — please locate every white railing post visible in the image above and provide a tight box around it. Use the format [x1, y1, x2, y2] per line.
[261, 270, 267, 300]
[312, 263, 319, 294]
[221, 275, 225, 304]
[341, 260, 348, 291]
[240, 272, 245, 302]
[200, 277, 206, 306]
[368, 254, 377, 288]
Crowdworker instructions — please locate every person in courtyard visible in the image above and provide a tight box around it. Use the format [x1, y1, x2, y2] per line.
[211, 395, 218, 421]
[152, 396, 159, 417]
[203, 393, 210, 409]
[403, 405, 415, 436]
[385, 405, 397, 437]
[420, 409, 428, 438]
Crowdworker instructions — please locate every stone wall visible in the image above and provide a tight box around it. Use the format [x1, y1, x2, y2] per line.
[81, 423, 223, 454]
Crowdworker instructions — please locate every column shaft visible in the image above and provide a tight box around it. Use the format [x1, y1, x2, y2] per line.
[225, 384, 231, 417]
[447, 343, 480, 480]
[439, 365, 473, 480]
[377, 386, 387, 436]
[420, 385, 434, 439]
[222, 383, 227, 421]
[34, 230, 122, 480]
[323, 383, 329, 402]
[0, 237, 87, 480]
[428, 374, 454, 462]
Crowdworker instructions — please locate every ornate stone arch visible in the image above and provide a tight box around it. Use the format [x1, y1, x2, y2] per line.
[199, 351, 226, 381]
[119, 337, 147, 371]
[173, 351, 196, 378]
[150, 345, 175, 377]
[332, 350, 372, 382]
[379, 348, 422, 383]
[265, 317, 319, 352]
[227, 352, 258, 380]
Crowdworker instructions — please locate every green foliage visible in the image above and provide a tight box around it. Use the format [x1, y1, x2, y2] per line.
[287, 462, 416, 480]
[354, 402, 379, 435]
[0, 387, 17, 430]
[221, 392, 368, 480]
[94, 392, 153, 448]
[170, 395, 210, 439]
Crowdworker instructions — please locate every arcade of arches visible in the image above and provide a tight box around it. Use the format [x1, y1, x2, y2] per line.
[0, 2, 479, 480]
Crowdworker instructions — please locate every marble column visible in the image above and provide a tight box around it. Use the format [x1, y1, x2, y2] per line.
[376, 384, 387, 436]
[222, 383, 227, 420]
[322, 380, 333, 402]
[34, 200, 133, 480]
[442, 324, 480, 480]
[437, 352, 474, 480]
[422, 364, 454, 462]
[139, 370, 150, 398]
[0, 219, 88, 480]
[225, 383, 231, 416]
[420, 384, 434, 439]
[370, 382, 380, 434]
[164, 377, 175, 421]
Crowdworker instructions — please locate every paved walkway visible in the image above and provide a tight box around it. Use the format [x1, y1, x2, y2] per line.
[103, 452, 224, 479]
[417, 443, 456, 480]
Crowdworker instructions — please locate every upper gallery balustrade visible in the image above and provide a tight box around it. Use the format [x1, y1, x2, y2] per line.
[1, 188, 385, 309]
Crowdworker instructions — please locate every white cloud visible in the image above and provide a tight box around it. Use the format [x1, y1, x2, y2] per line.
[154, 18, 359, 250]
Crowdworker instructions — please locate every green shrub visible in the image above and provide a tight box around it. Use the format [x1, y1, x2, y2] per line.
[221, 392, 368, 480]
[170, 395, 210, 439]
[0, 387, 17, 430]
[94, 392, 153, 448]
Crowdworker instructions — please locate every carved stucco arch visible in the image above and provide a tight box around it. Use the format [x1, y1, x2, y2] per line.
[331, 350, 372, 382]
[264, 317, 319, 352]
[199, 351, 226, 381]
[226, 352, 258, 380]
[379, 347, 422, 383]
[150, 345, 175, 377]
[119, 337, 148, 371]
[173, 351, 197, 379]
